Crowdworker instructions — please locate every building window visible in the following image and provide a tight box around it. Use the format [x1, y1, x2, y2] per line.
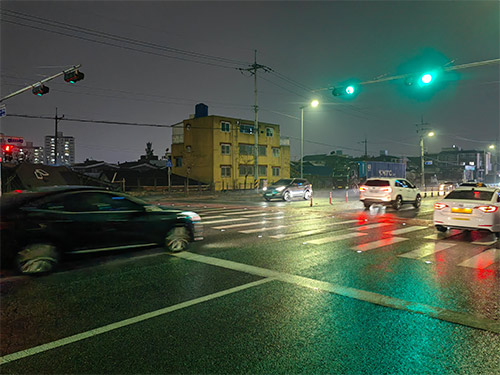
[272, 148, 280, 157]
[239, 124, 254, 134]
[221, 143, 231, 155]
[258, 145, 267, 156]
[221, 166, 231, 178]
[272, 167, 280, 176]
[266, 127, 274, 137]
[239, 144, 253, 156]
[258, 165, 267, 176]
[175, 157, 183, 167]
[239, 165, 254, 176]
[221, 121, 230, 132]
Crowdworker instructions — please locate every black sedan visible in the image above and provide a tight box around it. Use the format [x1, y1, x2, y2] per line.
[0, 186, 202, 275]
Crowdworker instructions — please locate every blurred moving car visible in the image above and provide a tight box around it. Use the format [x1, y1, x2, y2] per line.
[263, 178, 312, 201]
[0, 186, 203, 275]
[433, 186, 500, 236]
[359, 178, 421, 210]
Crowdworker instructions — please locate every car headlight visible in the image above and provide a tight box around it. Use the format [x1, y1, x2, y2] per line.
[180, 211, 201, 222]
[263, 187, 267, 191]
[275, 186, 285, 192]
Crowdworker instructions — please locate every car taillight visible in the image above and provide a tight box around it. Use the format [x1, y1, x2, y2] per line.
[434, 203, 448, 210]
[359, 186, 367, 192]
[381, 187, 392, 193]
[474, 205, 498, 213]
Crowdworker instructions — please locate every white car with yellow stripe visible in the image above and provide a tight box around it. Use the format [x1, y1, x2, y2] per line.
[433, 186, 500, 236]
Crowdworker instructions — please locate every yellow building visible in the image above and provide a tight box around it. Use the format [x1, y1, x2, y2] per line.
[171, 111, 290, 191]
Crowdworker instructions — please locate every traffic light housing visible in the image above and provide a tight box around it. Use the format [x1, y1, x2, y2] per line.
[32, 84, 49, 96]
[64, 69, 84, 83]
[2, 144, 14, 162]
[332, 82, 360, 98]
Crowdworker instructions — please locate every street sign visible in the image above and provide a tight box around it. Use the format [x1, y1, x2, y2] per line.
[0, 104, 6, 118]
[166, 160, 173, 168]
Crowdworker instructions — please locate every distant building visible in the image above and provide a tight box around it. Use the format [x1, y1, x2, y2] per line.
[45, 131, 75, 165]
[171, 104, 291, 191]
[19, 141, 44, 164]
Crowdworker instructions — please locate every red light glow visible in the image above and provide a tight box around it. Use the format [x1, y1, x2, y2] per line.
[434, 203, 448, 210]
[474, 205, 498, 213]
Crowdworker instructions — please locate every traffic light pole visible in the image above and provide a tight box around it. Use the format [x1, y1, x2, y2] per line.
[0, 64, 81, 103]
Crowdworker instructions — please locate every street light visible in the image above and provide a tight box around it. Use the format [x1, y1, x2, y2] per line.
[300, 100, 320, 178]
[420, 131, 434, 188]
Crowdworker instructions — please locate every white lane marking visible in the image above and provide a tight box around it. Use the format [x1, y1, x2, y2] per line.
[353, 237, 408, 252]
[306, 232, 368, 245]
[0, 278, 274, 365]
[238, 225, 286, 234]
[202, 218, 249, 225]
[458, 249, 500, 269]
[173, 252, 500, 334]
[240, 212, 284, 218]
[398, 242, 456, 259]
[212, 217, 284, 230]
[385, 226, 428, 235]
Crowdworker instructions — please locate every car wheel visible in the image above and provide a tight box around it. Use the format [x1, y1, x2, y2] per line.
[16, 243, 59, 275]
[436, 225, 447, 233]
[495, 232, 500, 239]
[303, 190, 311, 200]
[413, 194, 422, 208]
[264, 197, 271, 202]
[392, 195, 403, 210]
[363, 202, 371, 210]
[165, 226, 191, 252]
[283, 191, 291, 202]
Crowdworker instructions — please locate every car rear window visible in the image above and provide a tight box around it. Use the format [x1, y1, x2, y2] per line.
[364, 180, 390, 187]
[444, 190, 494, 201]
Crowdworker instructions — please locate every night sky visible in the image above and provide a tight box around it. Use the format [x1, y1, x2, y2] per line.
[1, 1, 499, 164]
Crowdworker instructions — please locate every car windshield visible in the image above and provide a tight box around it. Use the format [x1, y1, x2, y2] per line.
[444, 190, 494, 201]
[273, 179, 293, 186]
[364, 180, 390, 187]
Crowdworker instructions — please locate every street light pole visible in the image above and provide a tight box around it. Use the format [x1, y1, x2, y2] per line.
[420, 135, 425, 188]
[300, 106, 304, 178]
[299, 100, 319, 179]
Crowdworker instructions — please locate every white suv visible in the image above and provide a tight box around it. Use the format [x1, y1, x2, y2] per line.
[359, 178, 421, 210]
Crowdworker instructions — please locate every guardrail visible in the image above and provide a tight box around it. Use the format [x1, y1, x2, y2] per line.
[422, 186, 455, 198]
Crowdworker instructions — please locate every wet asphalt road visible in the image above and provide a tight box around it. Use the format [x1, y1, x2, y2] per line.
[1, 191, 499, 374]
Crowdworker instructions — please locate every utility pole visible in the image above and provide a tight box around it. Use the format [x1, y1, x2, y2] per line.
[54, 108, 64, 165]
[416, 115, 431, 188]
[359, 137, 368, 159]
[240, 50, 270, 190]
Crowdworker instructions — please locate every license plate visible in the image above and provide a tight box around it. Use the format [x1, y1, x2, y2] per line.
[451, 208, 472, 214]
[453, 217, 470, 221]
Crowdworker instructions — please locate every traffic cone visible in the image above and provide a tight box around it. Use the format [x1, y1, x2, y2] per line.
[329, 192, 332, 205]
[310, 192, 313, 207]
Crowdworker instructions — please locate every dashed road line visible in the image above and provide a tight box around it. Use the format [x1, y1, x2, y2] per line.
[352, 237, 408, 252]
[398, 242, 457, 260]
[385, 226, 428, 235]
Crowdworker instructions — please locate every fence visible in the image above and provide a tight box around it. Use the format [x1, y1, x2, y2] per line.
[422, 185, 455, 198]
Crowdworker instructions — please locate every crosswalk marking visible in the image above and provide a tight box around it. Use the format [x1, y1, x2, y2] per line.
[352, 237, 408, 252]
[241, 212, 284, 218]
[202, 217, 249, 225]
[238, 225, 287, 234]
[306, 232, 368, 245]
[398, 242, 456, 259]
[212, 217, 285, 230]
[200, 215, 227, 220]
[197, 208, 252, 215]
[458, 249, 500, 269]
[356, 222, 392, 231]
[385, 226, 428, 235]
[223, 210, 263, 215]
[268, 220, 360, 239]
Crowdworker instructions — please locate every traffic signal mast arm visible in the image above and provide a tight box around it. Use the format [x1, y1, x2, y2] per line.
[0, 64, 82, 102]
[320, 58, 500, 92]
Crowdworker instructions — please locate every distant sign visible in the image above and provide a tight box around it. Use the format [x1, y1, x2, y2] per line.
[425, 161, 433, 165]
[0, 104, 5, 118]
[166, 160, 173, 168]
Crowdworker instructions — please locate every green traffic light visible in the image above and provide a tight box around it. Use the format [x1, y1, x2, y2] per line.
[346, 86, 355, 95]
[421, 73, 433, 84]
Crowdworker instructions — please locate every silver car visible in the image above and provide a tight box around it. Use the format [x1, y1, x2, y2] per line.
[263, 178, 313, 202]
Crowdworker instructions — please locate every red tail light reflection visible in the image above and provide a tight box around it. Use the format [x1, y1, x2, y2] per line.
[474, 205, 498, 213]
